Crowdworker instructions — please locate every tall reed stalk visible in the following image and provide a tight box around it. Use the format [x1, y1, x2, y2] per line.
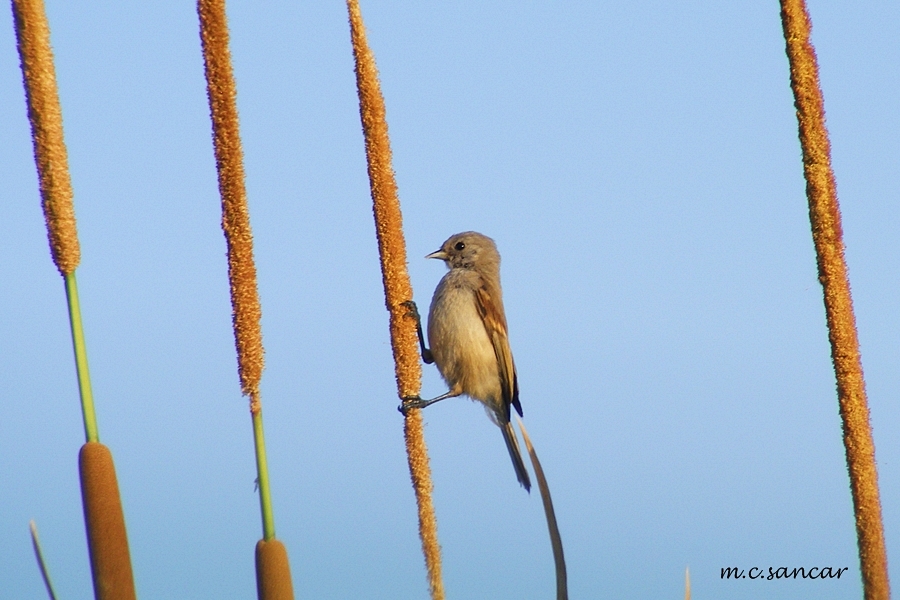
[346, 2, 445, 598]
[197, 0, 294, 597]
[13, 1, 137, 597]
[779, 2, 890, 598]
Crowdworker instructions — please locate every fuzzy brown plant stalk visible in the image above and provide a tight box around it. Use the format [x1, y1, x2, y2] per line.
[780, 2, 890, 598]
[197, 0, 264, 401]
[346, 2, 445, 599]
[14, 2, 137, 598]
[198, 1, 294, 597]
[12, 0, 79, 274]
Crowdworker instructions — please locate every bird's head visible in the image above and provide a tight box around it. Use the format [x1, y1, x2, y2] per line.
[427, 231, 499, 271]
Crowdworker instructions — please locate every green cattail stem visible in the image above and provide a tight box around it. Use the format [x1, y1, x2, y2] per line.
[252, 400, 275, 541]
[64, 271, 99, 443]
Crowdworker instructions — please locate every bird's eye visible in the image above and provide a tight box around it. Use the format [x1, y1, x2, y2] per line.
[454, 242, 465, 251]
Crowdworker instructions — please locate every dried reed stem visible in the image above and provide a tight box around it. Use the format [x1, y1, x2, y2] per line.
[346, 2, 444, 598]
[29, 520, 58, 600]
[780, 2, 889, 598]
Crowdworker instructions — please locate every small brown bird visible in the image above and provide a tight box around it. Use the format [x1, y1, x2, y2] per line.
[401, 231, 531, 491]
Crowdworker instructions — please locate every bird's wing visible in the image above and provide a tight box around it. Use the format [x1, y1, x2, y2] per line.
[474, 280, 522, 421]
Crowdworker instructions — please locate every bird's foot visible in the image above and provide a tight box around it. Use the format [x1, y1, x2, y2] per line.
[401, 300, 421, 322]
[398, 395, 425, 414]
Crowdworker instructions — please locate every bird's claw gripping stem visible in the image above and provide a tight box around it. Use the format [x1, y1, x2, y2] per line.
[401, 299, 420, 320]
[398, 395, 425, 414]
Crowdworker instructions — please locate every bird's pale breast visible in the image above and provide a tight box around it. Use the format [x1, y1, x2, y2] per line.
[427, 272, 502, 409]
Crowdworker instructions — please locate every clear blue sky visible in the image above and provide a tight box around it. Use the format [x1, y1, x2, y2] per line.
[1, 2, 898, 598]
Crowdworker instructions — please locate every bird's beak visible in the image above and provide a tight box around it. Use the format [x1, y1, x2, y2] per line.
[426, 249, 448, 261]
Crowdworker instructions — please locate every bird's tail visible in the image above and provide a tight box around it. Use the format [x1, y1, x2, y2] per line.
[517, 416, 567, 600]
[502, 421, 531, 492]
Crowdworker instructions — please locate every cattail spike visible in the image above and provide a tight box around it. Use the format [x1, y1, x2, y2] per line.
[347, 2, 445, 598]
[12, 0, 80, 275]
[779, 2, 890, 598]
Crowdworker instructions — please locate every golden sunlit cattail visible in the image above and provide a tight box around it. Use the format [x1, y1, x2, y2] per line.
[198, 1, 294, 597]
[779, 2, 889, 599]
[346, 2, 444, 598]
[13, 2, 137, 598]
[12, 0, 79, 276]
[197, 0, 264, 400]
